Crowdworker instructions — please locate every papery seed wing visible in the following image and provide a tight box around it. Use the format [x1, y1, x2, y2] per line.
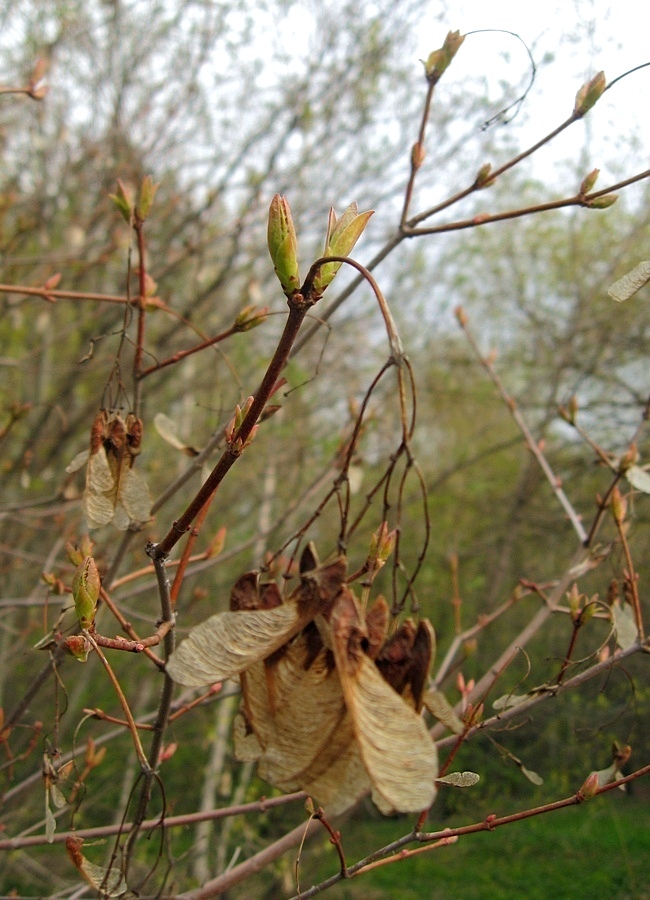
[339, 652, 438, 812]
[296, 712, 370, 815]
[120, 465, 151, 524]
[166, 601, 311, 686]
[83, 447, 116, 527]
[256, 639, 346, 789]
[331, 588, 437, 813]
[233, 708, 263, 762]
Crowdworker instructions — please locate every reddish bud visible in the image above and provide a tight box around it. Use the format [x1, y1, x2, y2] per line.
[577, 771, 600, 800]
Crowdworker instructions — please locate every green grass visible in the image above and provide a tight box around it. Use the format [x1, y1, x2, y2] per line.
[296, 792, 649, 899]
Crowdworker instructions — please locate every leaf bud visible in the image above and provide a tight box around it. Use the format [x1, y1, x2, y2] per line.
[369, 521, 396, 567]
[618, 442, 639, 472]
[454, 305, 468, 326]
[422, 31, 465, 81]
[577, 771, 599, 801]
[234, 304, 269, 332]
[42, 572, 66, 594]
[579, 601, 598, 625]
[579, 168, 600, 195]
[475, 162, 495, 188]
[586, 194, 618, 209]
[566, 583, 583, 620]
[267, 194, 301, 295]
[64, 634, 92, 662]
[610, 486, 627, 525]
[71, 556, 100, 630]
[136, 175, 159, 221]
[411, 142, 426, 170]
[109, 179, 134, 224]
[573, 71, 606, 116]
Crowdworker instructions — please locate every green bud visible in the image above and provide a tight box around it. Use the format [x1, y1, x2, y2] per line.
[579, 168, 600, 195]
[267, 194, 301, 295]
[610, 486, 627, 525]
[136, 175, 160, 221]
[579, 601, 598, 625]
[566, 583, 583, 620]
[72, 557, 100, 630]
[422, 31, 465, 81]
[475, 162, 495, 188]
[108, 179, 134, 224]
[586, 193, 618, 209]
[368, 521, 397, 567]
[574, 71, 606, 116]
[234, 304, 269, 332]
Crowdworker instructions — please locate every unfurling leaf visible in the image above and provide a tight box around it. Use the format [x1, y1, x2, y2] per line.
[422, 30, 465, 81]
[520, 765, 544, 786]
[108, 179, 134, 224]
[436, 771, 480, 788]
[626, 464, 650, 493]
[492, 692, 528, 711]
[313, 203, 373, 294]
[136, 174, 159, 221]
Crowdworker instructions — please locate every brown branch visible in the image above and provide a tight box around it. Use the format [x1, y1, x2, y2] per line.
[287, 766, 650, 899]
[435, 639, 646, 749]
[0, 792, 307, 850]
[152, 292, 316, 559]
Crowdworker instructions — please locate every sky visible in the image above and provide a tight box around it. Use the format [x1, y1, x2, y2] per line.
[277, 0, 647, 203]
[412, 1, 648, 191]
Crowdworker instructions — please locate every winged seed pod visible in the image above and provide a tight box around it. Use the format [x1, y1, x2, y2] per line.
[165, 550, 346, 686]
[66, 411, 151, 531]
[267, 194, 300, 295]
[167, 545, 438, 814]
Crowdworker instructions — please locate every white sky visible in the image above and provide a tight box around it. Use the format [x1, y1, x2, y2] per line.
[410, 1, 648, 192]
[279, 1, 647, 203]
